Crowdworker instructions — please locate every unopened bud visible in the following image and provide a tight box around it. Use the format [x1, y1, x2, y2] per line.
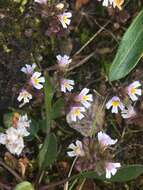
[56, 3, 64, 10]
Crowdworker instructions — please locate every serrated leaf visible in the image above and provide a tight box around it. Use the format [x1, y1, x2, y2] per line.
[77, 165, 143, 182]
[38, 133, 57, 170]
[14, 181, 34, 190]
[109, 9, 143, 81]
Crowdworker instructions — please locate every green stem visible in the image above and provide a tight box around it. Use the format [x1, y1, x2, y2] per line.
[44, 71, 53, 135]
[69, 178, 78, 190]
[78, 178, 86, 190]
[64, 156, 78, 190]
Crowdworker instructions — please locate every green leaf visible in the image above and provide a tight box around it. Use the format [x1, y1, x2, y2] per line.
[44, 73, 53, 112]
[3, 112, 14, 128]
[38, 133, 57, 170]
[77, 165, 143, 182]
[109, 9, 143, 81]
[51, 98, 64, 119]
[26, 119, 39, 141]
[44, 72, 54, 131]
[39, 119, 47, 133]
[14, 181, 34, 190]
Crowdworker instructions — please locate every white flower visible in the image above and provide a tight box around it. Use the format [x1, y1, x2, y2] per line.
[61, 78, 74, 93]
[0, 134, 7, 145]
[121, 105, 136, 119]
[17, 89, 32, 106]
[127, 81, 142, 101]
[56, 54, 72, 70]
[56, 3, 64, 10]
[75, 88, 93, 108]
[21, 63, 36, 75]
[101, 0, 124, 10]
[16, 114, 31, 137]
[66, 106, 86, 123]
[105, 162, 121, 179]
[34, 0, 47, 4]
[98, 131, 117, 147]
[17, 114, 31, 128]
[6, 127, 20, 142]
[6, 127, 24, 155]
[106, 96, 124, 114]
[17, 125, 30, 137]
[58, 12, 72, 28]
[30, 72, 45, 89]
[102, 0, 113, 7]
[0, 114, 30, 156]
[67, 140, 84, 157]
[0, 127, 24, 156]
[6, 137, 24, 156]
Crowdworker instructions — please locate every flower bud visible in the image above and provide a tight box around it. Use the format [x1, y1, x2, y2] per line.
[56, 3, 64, 10]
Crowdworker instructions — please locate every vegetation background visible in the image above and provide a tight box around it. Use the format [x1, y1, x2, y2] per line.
[1, 0, 143, 189]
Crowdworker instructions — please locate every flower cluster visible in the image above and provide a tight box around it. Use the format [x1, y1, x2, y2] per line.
[98, 0, 124, 10]
[34, 1, 72, 30]
[56, 54, 74, 93]
[17, 63, 45, 107]
[56, 54, 93, 123]
[98, 132, 121, 179]
[66, 88, 93, 123]
[0, 114, 30, 156]
[67, 131, 121, 179]
[57, 55, 72, 71]
[106, 81, 142, 119]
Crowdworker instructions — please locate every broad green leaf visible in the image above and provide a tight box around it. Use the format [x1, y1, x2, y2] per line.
[44, 73, 54, 113]
[26, 119, 39, 141]
[109, 9, 143, 81]
[3, 112, 13, 128]
[39, 119, 47, 133]
[51, 98, 64, 119]
[14, 181, 34, 190]
[77, 165, 143, 182]
[38, 133, 57, 170]
[3, 112, 20, 128]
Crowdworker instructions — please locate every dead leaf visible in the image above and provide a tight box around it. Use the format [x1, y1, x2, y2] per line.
[57, 161, 70, 176]
[4, 152, 18, 169]
[18, 157, 29, 178]
[114, 0, 124, 10]
[12, 112, 20, 128]
[75, 0, 90, 10]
